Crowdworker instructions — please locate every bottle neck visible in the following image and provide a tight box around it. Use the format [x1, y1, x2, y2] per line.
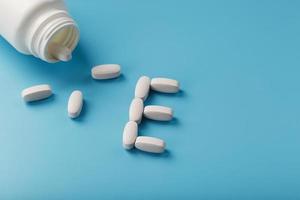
[29, 10, 79, 62]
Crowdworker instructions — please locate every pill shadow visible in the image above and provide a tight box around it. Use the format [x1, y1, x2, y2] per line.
[146, 89, 186, 102]
[71, 99, 88, 122]
[126, 148, 172, 159]
[144, 90, 186, 111]
[138, 117, 180, 131]
[24, 94, 55, 106]
[92, 74, 126, 84]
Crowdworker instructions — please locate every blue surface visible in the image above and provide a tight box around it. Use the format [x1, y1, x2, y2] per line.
[0, 0, 300, 199]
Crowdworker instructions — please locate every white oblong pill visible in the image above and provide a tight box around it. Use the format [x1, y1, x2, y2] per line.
[122, 121, 138, 150]
[135, 76, 151, 101]
[91, 64, 121, 80]
[129, 98, 144, 124]
[150, 77, 179, 93]
[21, 84, 52, 102]
[135, 136, 166, 153]
[144, 105, 173, 121]
[68, 90, 83, 118]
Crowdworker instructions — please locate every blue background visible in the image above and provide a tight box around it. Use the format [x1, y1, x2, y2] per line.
[0, 0, 300, 199]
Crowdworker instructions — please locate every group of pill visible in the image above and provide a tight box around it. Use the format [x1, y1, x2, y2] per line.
[20, 64, 179, 154]
[123, 76, 180, 154]
[21, 64, 122, 118]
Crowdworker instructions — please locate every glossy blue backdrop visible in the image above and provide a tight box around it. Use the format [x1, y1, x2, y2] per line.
[0, 0, 300, 199]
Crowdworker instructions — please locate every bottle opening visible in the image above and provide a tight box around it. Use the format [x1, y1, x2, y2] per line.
[31, 11, 80, 63]
[46, 25, 79, 62]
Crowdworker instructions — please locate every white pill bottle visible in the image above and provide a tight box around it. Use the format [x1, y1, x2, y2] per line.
[0, 0, 79, 63]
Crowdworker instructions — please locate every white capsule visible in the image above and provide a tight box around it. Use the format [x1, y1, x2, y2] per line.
[129, 98, 144, 123]
[135, 76, 151, 101]
[68, 90, 83, 118]
[122, 121, 138, 150]
[21, 84, 52, 102]
[144, 105, 173, 121]
[91, 64, 121, 80]
[135, 136, 166, 153]
[151, 77, 179, 93]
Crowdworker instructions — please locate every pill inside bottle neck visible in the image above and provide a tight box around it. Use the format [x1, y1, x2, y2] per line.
[48, 42, 72, 62]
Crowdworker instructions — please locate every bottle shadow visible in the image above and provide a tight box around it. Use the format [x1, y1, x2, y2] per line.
[15, 42, 95, 88]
